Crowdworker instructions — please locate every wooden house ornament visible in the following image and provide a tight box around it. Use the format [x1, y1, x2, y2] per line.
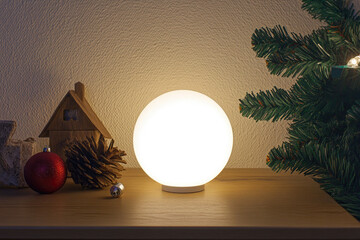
[39, 82, 111, 161]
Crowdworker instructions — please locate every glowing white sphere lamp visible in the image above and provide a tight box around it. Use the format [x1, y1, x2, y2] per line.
[133, 90, 233, 193]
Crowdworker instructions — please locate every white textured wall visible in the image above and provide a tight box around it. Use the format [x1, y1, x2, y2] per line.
[0, 0, 337, 168]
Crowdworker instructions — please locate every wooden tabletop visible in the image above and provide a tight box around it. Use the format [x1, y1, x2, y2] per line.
[0, 168, 359, 239]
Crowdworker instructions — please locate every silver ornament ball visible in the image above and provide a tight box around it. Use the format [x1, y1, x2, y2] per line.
[110, 183, 125, 198]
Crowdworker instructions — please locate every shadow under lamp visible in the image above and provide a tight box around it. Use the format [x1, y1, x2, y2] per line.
[133, 90, 233, 193]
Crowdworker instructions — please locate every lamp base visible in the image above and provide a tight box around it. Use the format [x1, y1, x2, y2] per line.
[162, 184, 204, 193]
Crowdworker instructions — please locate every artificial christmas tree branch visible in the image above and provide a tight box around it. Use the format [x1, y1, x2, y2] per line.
[252, 27, 336, 78]
[301, 0, 351, 24]
[240, 0, 360, 219]
[268, 142, 360, 215]
[302, 0, 360, 58]
[239, 87, 297, 122]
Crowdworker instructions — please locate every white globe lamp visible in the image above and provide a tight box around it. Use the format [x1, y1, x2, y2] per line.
[133, 90, 233, 193]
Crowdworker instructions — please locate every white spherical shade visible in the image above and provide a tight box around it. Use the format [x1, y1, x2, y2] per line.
[133, 90, 233, 190]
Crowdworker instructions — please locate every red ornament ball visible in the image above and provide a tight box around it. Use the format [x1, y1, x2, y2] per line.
[24, 149, 67, 194]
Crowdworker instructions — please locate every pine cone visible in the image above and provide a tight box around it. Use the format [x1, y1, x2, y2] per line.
[65, 135, 126, 189]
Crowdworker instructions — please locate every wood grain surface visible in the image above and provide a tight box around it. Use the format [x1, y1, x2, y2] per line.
[0, 168, 359, 239]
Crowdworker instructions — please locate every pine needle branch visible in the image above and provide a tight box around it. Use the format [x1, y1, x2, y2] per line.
[341, 100, 360, 152]
[240, 0, 360, 219]
[252, 27, 336, 78]
[267, 142, 360, 218]
[239, 87, 297, 122]
[301, 0, 352, 25]
[290, 73, 348, 121]
[302, 0, 360, 58]
[287, 119, 345, 147]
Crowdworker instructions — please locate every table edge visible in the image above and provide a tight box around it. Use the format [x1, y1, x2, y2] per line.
[1, 226, 360, 240]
